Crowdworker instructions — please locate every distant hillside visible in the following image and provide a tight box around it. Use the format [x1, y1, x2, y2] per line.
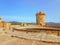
[8, 21, 60, 26]
[46, 22, 60, 28]
[9, 21, 36, 25]
[46, 22, 60, 26]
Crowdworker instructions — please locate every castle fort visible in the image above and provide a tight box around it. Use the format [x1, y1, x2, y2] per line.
[0, 12, 60, 45]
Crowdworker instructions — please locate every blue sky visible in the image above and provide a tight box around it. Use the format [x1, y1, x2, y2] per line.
[0, 0, 60, 23]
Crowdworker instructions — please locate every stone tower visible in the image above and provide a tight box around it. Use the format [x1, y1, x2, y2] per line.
[0, 18, 2, 28]
[0, 18, 2, 22]
[36, 12, 45, 26]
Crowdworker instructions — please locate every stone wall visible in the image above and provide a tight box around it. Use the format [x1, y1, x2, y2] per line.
[3, 23, 11, 29]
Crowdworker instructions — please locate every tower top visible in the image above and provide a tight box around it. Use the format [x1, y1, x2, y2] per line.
[36, 11, 45, 15]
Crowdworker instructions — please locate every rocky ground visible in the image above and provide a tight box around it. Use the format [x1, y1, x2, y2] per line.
[0, 30, 60, 45]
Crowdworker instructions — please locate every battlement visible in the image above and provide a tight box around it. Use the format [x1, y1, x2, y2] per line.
[0, 18, 11, 31]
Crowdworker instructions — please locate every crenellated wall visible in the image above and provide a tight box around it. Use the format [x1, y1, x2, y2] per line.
[0, 18, 11, 31]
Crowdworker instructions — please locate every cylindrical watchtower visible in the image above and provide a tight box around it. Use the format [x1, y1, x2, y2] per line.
[36, 12, 45, 26]
[0, 18, 2, 22]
